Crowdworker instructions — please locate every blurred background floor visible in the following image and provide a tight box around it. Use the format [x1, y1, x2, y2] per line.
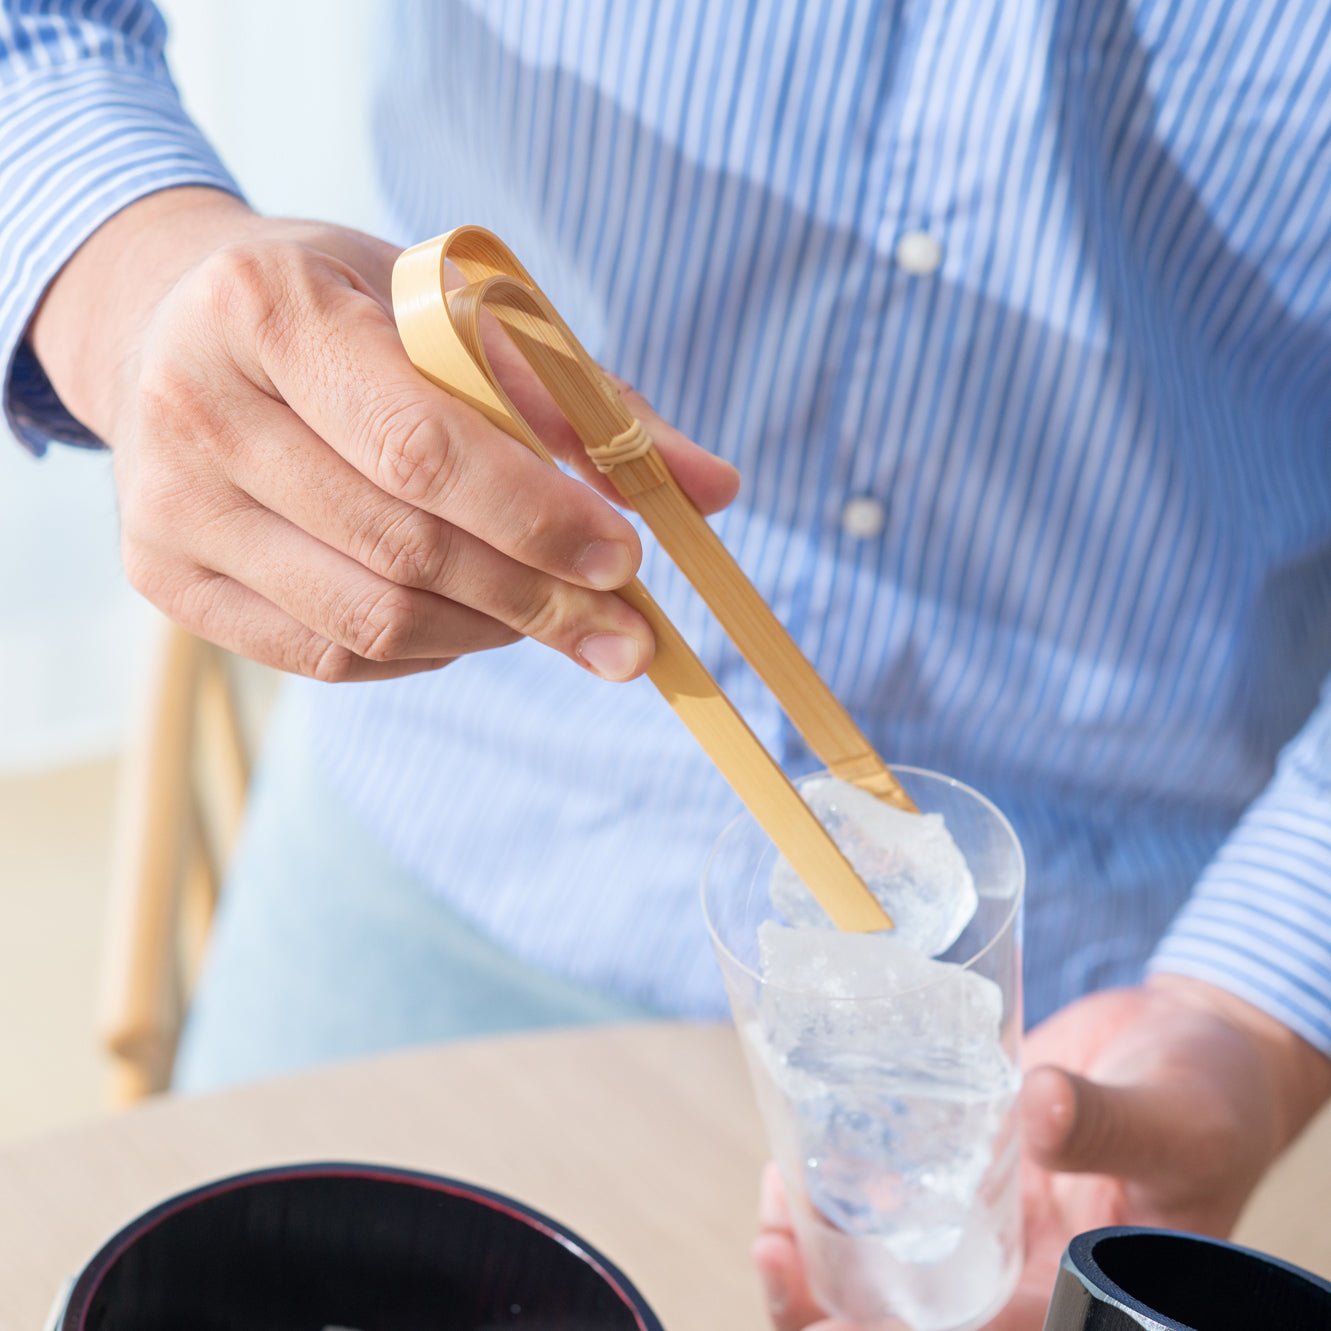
[0, 760, 115, 1143]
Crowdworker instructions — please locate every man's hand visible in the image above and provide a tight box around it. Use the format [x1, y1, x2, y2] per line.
[753, 975, 1331, 1330]
[30, 187, 738, 682]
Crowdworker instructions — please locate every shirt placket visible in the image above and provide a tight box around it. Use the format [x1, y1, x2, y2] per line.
[777, 1, 950, 766]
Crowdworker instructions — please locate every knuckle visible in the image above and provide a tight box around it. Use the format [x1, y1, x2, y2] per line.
[124, 547, 205, 625]
[360, 507, 453, 589]
[371, 404, 460, 508]
[119, 534, 160, 601]
[196, 241, 285, 333]
[196, 239, 345, 367]
[521, 491, 562, 549]
[506, 581, 568, 641]
[305, 637, 361, 684]
[131, 329, 246, 469]
[341, 585, 417, 661]
[500, 481, 592, 570]
[137, 372, 231, 465]
[119, 538, 202, 622]
[182, 569, 233, 628]
[135, 355, 193, 424]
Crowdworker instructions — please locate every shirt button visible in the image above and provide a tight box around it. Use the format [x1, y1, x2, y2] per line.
[840, 495, 888, 539]
[894, 229, 943, 275]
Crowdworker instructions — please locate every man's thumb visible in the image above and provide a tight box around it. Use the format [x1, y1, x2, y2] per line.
[1023, 1064, 1184, 1180]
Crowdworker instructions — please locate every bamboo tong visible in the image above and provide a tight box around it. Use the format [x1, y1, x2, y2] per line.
[393, 227, 914, 932]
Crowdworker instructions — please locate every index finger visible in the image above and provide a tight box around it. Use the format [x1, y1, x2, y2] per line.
[233, 253, 644, 591]
[755, 1167, 839, 1331]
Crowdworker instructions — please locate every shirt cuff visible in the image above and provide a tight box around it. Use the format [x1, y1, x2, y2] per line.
[0, 62, 242, 455]
[1148, 687, 1331, 1054]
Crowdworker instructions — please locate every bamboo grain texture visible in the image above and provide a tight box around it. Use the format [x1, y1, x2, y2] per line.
[392, 227, 914, 931]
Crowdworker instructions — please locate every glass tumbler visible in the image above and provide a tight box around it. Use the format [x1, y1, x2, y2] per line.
[702, 767, 1024, 1331]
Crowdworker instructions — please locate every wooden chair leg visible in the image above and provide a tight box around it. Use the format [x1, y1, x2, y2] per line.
[180, 785, 220, 994]
[99, 619, 203, 1106]
[196, 644, 250, 849]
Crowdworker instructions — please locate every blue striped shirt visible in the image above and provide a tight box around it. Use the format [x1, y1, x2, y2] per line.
[3, 1, 1330, 1047]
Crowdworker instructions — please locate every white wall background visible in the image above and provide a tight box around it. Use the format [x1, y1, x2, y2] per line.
[0, 0, 382, 771]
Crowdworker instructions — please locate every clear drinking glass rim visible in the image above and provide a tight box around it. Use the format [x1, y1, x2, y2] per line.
[700, 764, 1026, 1002]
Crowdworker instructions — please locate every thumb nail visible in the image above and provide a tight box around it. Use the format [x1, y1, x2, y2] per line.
[576, 633, 641, 681]
[1024, 1064, 1077, 1159]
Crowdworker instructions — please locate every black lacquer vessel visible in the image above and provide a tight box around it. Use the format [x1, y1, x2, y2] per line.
[56, 1161, 665, 1331]
[1044, 1225, 1331, 1330]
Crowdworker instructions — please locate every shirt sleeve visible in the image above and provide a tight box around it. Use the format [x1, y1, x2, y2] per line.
[1149, 676, 1331, 1055]
[0, 0, 242, 455]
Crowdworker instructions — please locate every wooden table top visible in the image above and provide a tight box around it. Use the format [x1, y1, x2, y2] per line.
[2, 1021, 1328, 1331]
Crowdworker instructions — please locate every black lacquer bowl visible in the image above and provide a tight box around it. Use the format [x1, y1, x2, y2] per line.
[56, 1162, 665, 1331]
[1043, 1226, 1331, 1330]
